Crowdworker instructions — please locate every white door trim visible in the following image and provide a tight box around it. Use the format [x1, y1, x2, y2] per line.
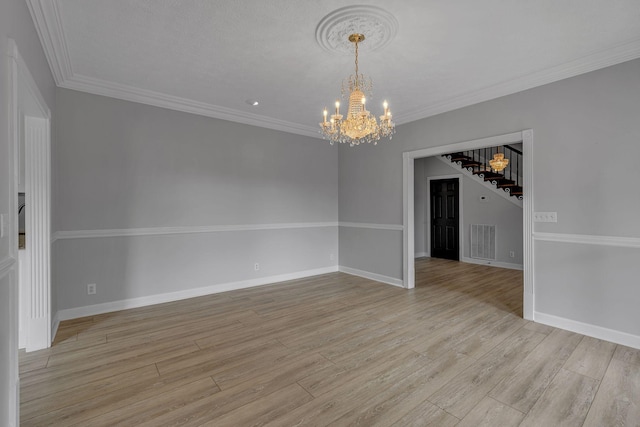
[9, 39, 52, 354]
[403, 130, 534, 320]
[24, 116, 51, 351]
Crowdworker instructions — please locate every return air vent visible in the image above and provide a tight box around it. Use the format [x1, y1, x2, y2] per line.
[470, 224, 496, 260]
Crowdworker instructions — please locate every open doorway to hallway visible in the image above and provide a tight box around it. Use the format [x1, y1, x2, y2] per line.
[401, 130, 533, 319]
[414, 153, 524, 273]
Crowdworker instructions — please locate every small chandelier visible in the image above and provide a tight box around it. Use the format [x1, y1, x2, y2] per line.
[319, 34, 395, 146]
[489, 152, 509, 172]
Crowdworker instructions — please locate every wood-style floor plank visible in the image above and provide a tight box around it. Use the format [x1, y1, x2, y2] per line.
[582, 356, 640, 427]
[204, 383, 313, 427]
[389, 399, 460, 427]
[327, 350, 474, 426]
[519, 368, 598, 427]
[488, 328, 584, 413]
[456, 396, 525, 427]
[19, 258, 640, 426]
[427, 326, 547, 419]
[564, 335, 616, 380]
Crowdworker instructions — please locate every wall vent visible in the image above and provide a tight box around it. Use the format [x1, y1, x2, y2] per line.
[470, 224, 496, 260]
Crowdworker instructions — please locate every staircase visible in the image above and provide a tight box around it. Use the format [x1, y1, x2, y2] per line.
[442, 145, 523, 200]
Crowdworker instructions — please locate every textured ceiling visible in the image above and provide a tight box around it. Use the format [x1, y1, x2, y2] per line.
[28, 0, 640, 138]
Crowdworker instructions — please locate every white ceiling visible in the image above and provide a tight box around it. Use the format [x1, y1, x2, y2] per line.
[28, 0, 640, 138]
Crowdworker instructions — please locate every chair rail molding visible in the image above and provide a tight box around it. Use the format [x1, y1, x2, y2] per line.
[52, 221, 339, 241]
[533, 232, 640, 248]
[338, 222, 404, 231]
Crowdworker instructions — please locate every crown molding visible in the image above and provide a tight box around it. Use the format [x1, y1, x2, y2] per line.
[26, 1, 321, 139]
[396, 37, 640, 125]
[60, 74, 321, 139]
[27, 1, 640, 135]
[25, 0, 72, 85]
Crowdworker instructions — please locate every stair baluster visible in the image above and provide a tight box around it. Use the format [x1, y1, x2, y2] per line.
[443, 144, 523, 200]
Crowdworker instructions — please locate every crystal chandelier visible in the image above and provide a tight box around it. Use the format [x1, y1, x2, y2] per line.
[489, 152, 509, 172]
[319, 34, 395, 146]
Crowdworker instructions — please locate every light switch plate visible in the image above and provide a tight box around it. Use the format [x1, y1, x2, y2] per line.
[534, 212, 557, 222]
[0, 214, 4, 238]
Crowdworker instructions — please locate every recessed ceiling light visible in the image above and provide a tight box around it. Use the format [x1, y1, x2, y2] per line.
[245, 99, 259, 106]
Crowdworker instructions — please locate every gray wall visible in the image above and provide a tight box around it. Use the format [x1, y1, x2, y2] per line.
[339, 58, 640, 338]
[54, 89, 338, 311]
[0, 0, 56, 424]
[414, 157, 523, 266]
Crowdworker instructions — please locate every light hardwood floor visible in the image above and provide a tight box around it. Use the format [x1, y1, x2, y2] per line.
[19, 258, 640, 426]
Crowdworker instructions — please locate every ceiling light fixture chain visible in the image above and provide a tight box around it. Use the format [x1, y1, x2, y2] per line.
[320, 33, 395, 146]
[353, 33, 360, 84]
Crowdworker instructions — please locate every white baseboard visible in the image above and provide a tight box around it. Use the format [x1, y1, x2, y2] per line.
[339, 266, 404, 288]
[535, 311, 640, 350]
[415, 252, 429, 258]
[461, 256, 523, 271]
[56, 266, 338, 321]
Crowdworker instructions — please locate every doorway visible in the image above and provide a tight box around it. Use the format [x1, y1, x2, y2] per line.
[402, 130, 534, 320]
[430, 178, 460, 260]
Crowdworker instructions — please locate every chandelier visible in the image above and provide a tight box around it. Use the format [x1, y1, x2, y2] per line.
[319, 34, 395, 146]
[489, 152, 509, 172]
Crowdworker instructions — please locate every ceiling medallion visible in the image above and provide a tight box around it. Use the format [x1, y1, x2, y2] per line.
[315, 5, 399, 54]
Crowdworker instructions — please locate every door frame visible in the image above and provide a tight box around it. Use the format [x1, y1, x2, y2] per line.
[9, 38, 52, 353]
[403, 130, 534, 320]
[425, 174, 463, 260]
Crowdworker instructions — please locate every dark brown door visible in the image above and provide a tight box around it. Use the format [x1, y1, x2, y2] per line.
[430, 178, 459, 260]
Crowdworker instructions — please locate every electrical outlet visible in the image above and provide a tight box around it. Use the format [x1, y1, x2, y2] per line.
[329, 253, 335, 261]
[87, 283, 97, 295]
[533, 212, 557, 223]
[509, 251, 515, 258]
[254, 263, 260, 271]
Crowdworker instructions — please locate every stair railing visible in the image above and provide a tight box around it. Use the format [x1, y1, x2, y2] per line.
[503, 145, 522, 194]
[446, 144, 523, 199]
